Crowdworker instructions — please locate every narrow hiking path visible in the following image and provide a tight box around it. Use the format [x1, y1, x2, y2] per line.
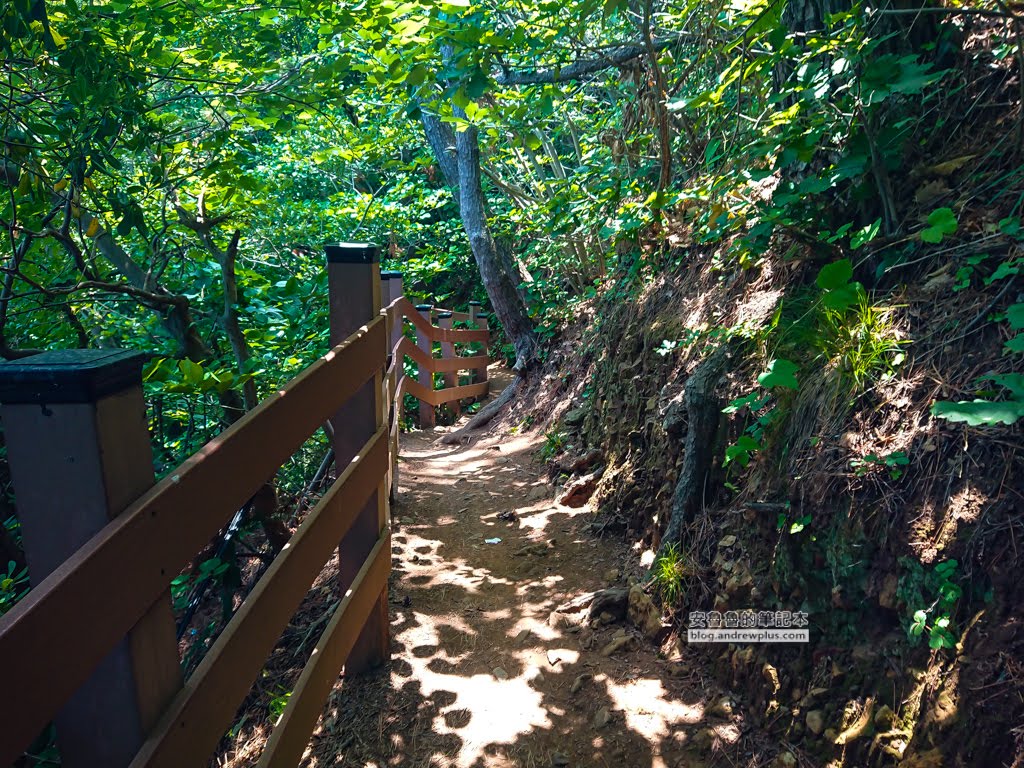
[300, 372, 741, 768]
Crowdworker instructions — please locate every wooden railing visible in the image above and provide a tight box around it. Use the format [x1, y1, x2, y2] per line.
[382, 295, 491, 428]
[0, 244, 399, 768]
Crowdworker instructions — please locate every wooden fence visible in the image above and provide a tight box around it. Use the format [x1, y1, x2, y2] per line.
[0, 245, 491, 768]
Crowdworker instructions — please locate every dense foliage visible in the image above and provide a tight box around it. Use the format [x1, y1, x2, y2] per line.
[3, 0, 1024, 761]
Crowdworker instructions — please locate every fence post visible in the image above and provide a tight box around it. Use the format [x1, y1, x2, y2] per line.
[0, 349, 182, 768]
[436, 310, 459, 417]
[381, 270, 404, 354]
[325, 243, 390, 674]
[379, 270, 403, 503]
[414, 303, 435, 428]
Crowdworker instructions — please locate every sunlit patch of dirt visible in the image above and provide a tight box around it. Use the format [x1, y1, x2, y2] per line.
[280, 390, 743, 768]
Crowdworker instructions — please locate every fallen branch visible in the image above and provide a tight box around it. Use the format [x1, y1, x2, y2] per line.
[439, 377, 521, 445]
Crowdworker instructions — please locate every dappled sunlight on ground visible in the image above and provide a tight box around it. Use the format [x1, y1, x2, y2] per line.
[302, 421, 724, 768]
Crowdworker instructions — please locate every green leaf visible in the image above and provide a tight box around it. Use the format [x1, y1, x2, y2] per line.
[816, 259, 853, 291]
[851, 219, 881, 249]
[1006, 303, 1024, 330]
[920, 207, 957, 244]
[930, 399, 1024, 426]
[757, 359, 799, 390]
[986, 372, 1024, 399]
[1005, 335, 1024, 354]
[179, 359, 205, 387]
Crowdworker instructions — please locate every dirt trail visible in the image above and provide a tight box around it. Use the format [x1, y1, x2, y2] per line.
[301, 369, 730, 768]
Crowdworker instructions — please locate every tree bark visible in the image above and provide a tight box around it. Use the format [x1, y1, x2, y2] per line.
[452, 113, 538, 370]
[661, 344, 732, 547]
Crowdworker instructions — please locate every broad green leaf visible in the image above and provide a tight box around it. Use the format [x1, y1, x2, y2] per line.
[817, 259, 853, 291]
[920, 207, 957, 244]
[1006, 303, 1024, 330]
[757, 359, 799, 390]
[930, 399, 1024, 426]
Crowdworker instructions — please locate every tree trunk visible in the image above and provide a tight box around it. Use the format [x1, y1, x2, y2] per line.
[452, 115, 538, 370]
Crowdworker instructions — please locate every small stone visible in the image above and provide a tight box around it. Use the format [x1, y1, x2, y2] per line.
[514, 629, 531, 642]
[806, 709, 826, 735]
[708, 697, 733, 718]
[603, 568, 620, 584]
[692, 727, 716, 750]
[627, 584, 662, 640]
[492, 667, 509, 680]
[528, 484, 550, 501]
[600, 634, 636, 657]
[551, 752, 570, 767]
[593, 706, 611, 728]
[570, 673, 592, 694]
[772, 752, 798, 768]
[718, 534, 737, 548]
[564, 408, 586, 426]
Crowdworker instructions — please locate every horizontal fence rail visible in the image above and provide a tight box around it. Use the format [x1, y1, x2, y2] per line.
[383, 296, 491, 427]
[0, 245, 397, 768]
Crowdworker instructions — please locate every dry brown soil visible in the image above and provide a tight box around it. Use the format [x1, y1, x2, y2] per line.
[293, 372, 735, 768]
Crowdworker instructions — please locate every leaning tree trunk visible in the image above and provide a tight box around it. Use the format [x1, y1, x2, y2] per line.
[452, 117, 538, 370]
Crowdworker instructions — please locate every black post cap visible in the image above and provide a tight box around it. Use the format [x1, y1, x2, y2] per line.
[415, 304, 433, 311]
[477, 311, 492, 319]
[325, 242, 380, 264]
[0, 349, 149, 405]
[380, 270, 404, 279]
[437, 311, 453, 319]
[468, 300, 483, 307]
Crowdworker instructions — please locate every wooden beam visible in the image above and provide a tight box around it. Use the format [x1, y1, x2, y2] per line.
[396, 337, 487, 375]
[256, 530, 390, 768]
[403, 379, 489, 408]
[0, 319, 385, 762]
[394, 298, 489, 343]
[129, 429, 388, 768]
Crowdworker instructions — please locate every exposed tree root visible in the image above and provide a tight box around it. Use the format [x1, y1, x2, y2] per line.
[439, 377, 522, 445]
[661, 342, 733, 548]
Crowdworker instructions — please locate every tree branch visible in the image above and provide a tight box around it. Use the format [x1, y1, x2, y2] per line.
[495, 33, 695, 85]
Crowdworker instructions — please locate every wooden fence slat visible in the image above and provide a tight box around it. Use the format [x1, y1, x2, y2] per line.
[403, 378, 489, 408]
[257, 530, 390, 768]
[396, 337, 488, 375]
[393, 298, 489, 343]
[0, 319, 385, 763]
[130, 428, 388, 768]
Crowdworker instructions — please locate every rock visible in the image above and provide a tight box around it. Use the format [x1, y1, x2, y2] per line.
[691, 728, 717, 751]
[806, 709, 826, 736]
[627, 584, 662, 641]
[515, 629, 532, 643]
[548, 611, 578, 630]
[559, 472, 599, 507]
[600, 634, 636, 657]
[492, 667, 509, 680]
[708, 697, 733, 718]
[593, 706, 611, 728]
[772, 752, 797, 768]
[563, 408, 586, 426]
[718, 534, 737, 548]
[603, 568, 620, 584]
[874, 704, 895, 730]
[570, 673, 592, 694]
[527, 484, 550, 501]
[878, 573, 899, 609]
